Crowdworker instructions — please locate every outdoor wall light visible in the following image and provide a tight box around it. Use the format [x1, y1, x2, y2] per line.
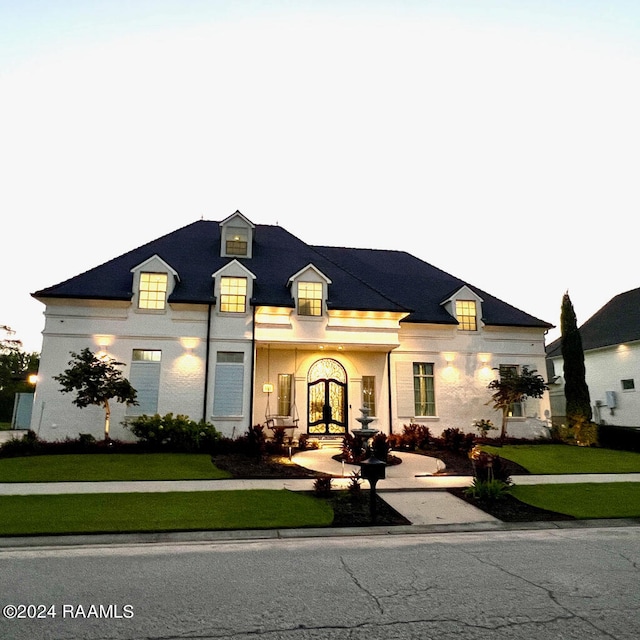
[94, 335, 114, 349]
[263, 383, 274, 393]
[180, 337, 199, 352]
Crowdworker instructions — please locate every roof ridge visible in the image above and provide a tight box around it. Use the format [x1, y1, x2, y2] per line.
[311, 245, 414, 312]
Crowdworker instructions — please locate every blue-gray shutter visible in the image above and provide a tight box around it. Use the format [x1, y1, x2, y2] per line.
[213, 364, 244, 416]
[127, 362, 161, 415]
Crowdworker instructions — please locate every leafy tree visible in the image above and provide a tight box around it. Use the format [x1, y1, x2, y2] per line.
[560, 291, 592, 426]
[54, 348, 138, 440]
[0, 325, 39, 423]
[487, 366, 548, 440]
[1, 325, 22, 353]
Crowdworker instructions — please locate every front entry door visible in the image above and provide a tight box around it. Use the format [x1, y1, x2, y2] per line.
[307, 358, 347, 435]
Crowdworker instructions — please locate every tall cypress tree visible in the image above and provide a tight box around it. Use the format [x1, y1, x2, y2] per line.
[560, 292, 592, 425]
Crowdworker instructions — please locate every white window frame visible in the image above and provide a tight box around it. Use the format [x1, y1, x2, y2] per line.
[413, 363, 436, 417]
[220, 277, 247, 313]
[298, 281, 323, 316]
[138, 273, 168, 310]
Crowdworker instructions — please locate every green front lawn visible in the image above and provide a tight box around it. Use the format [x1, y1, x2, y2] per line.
[481, 444, 640, 474]
[0, 453, 232, 482]
[511, 483, 640, 519]
[0, 490, 334, 536]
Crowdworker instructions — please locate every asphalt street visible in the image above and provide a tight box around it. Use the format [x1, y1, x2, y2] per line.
[1, 526, 639, 640]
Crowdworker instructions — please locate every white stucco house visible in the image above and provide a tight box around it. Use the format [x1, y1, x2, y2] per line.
[31, 212, 553, 442]
[547, 287, 640, 427]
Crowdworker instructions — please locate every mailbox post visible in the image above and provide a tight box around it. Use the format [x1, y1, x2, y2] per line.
[358, 455, 387, 523]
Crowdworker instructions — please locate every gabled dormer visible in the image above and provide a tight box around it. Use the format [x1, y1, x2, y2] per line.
[130, 255, 179, 311]
[288, 264, 332, 317]
[220, 211, 255, 259]
[441, 285, 484, 331]
[212, 260, 256, 315]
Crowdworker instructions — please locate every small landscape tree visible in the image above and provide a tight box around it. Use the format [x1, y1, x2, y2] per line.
[54, 348, 138, 440]
[487, 366, 548, 441]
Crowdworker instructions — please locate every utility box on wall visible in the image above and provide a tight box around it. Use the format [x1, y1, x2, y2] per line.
[606, 391, 617, 409]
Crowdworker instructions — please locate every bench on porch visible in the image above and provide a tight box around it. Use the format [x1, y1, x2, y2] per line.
[264, 416, 299, 442]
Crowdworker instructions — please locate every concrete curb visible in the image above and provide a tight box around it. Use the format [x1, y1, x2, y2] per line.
[1, 518, 640, 550]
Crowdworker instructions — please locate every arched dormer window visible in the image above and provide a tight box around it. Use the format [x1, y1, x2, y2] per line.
[288, 264, 331, 318]
[220, 211, 255, 259]
[130, 255, 179, 312]
[441, 286, 483, 331]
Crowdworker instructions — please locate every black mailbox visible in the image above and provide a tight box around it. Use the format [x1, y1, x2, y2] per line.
[359, 455, 387, 482]
[358, 455, 387, 523]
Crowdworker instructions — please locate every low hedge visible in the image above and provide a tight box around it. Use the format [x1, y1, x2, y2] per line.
[598, 424, 640, 453]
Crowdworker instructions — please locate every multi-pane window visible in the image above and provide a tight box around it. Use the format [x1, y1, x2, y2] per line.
[413, 363, 436, 416]
[362, 375, 376, 416]
[499, 365, 524, 417]
[277, 374, 293, 416]
[455, 300, 477, 331]
[139, 273, 168, 310]
[225, 227, 248, 256]
[220, 277, 247, 313]
[298, 282, 323, 316]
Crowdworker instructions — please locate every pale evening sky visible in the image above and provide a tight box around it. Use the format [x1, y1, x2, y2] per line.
[2, 1, 639, 353]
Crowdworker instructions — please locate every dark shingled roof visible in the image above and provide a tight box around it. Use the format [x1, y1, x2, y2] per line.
[547, 287, 640, 357]
[33, 219, 552, 329]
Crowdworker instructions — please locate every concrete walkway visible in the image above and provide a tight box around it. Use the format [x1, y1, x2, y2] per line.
[2, 449, 638, 528]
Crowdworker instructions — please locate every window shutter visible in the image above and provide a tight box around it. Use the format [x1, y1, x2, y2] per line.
[127, 362, 161, 415]
[395, 361, 415, 417]
[213, 364, 244, 416]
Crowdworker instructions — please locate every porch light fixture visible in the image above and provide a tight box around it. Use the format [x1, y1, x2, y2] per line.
[263, 383, 274, 393]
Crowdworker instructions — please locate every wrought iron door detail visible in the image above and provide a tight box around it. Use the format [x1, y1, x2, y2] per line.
[307, 358, 347, 435]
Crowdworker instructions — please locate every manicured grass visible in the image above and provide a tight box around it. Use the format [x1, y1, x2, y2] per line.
[511, 483, 640, 519]
[0, 490, 334, 536]
[481, 444, 640, 474]
[0, 453, 232, 482]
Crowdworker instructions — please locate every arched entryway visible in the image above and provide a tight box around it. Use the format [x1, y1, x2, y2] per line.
[307, 358, 347, 435]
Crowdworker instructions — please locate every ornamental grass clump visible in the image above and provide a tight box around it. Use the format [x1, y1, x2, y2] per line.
[465, 446, 512, 502]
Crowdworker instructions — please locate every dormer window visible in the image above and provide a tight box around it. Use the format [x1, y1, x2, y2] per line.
[139, 273, 168, 310]
[131, 255, 179, 312]
[441, 286, 483, 331]
[220, 277, 247, 313]
[298, 282, 323, 316]
[225, 226, 248, 256]
[455, 300, 477, 331]
[220, 211, 255, 258]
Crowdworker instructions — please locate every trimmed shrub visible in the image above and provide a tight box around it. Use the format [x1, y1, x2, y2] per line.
[0, 430, 42, 457]
[401, 423, 431, 450]
[313, 475, 332, 497]
[598, 425, 640, 452]
[125, 413, 221, 452]
[342, 433, 366, 463]
[371, 433, 390, 462]
[470, 448, 511, 483]
[441, 428, 475, 454]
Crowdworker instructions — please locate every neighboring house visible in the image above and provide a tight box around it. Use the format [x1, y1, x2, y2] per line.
[546, 287, 640, 427]
[31, 212, 553, 442]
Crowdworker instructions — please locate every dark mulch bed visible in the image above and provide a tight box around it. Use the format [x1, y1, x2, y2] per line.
[212, 453, 324, 479]
[448, 488, 575, 522]
[210, 449, 574, 525]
